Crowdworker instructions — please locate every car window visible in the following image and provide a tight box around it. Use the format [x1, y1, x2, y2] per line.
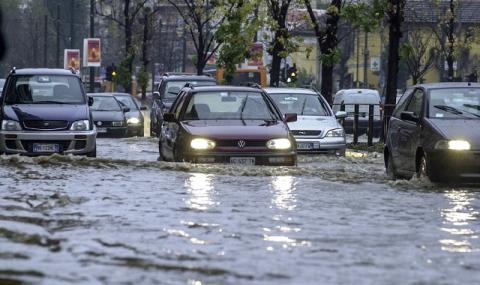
[182, 91, 279, 121]
[393, 89, 414, 118]
[115, 95, 138, 110]
[428, 88, 480, 119]
[405, 89, 424, 116]
[90, 96, 121, 111]
[4, 75, 85, 104]
[174, 92, 188, 119]
[269, 93, 331, 116]
[164, 80, 216, 100]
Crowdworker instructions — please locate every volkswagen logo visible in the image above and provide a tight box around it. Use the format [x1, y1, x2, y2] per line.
[43, 122, 50, 127]
[237, 140, 246, 148]
[97, 121, 103, 126]
[299, 131, 306, 135]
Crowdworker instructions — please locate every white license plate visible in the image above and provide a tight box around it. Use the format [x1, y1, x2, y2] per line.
[32, 143, 60, 153]
[297, 142, 318, 150]
[97, 128, 107, 133]
[230, 157, 255, 165]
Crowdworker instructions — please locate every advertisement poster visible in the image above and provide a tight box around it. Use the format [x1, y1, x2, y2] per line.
[64, 49, 81, 70]
[248, 42, 263, 66]
[83, 38, 101, 67]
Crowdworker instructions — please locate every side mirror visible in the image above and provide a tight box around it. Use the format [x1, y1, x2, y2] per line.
[163, 113, 176, 123]
[400, 111, 419, 123]
[140, 106, 147, 111]
[284, 113, 297, 123]
[88, 96, 94, 106]
[153, 91, 160, 100]
[335, 111, 347, 119]
[122, 106, 130, 113]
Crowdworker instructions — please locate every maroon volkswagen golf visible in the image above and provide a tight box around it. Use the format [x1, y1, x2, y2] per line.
[159, 85, 297, 166]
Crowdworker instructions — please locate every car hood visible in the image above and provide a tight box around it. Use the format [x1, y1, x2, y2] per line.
[91, 111, 125, 121]
[287, 116, 342, 131]
[428, 118, 480, 149]
[2, 104, 89, 122]
[181, 120, 290, 139]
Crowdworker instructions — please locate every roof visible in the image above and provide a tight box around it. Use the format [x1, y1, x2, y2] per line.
[186, 85, 263, 93]
[163, 74, 216, 81]
[87, 93, 116, 97]
[263, 87, 318, 95]
[415, 82, 480, 89]
[338, 89, 380, 94]
[405, 0, 480, 24]
[13, 68, 79, 76]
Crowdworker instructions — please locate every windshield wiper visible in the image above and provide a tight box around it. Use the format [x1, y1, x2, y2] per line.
[464, 103, 480, 111]
[434, 105, 480, 118]
[33, 100, 72, 104]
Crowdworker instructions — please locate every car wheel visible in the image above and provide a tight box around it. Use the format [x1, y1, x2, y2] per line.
[386, 152, 399, 180]
[158, 141, 164, 161]
[86, 147, 97, 158]
[417, 153, 439, 182]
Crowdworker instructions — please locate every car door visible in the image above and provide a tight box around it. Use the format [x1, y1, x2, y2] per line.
[388, 89, 413, 165]
[395, 88, 425, 172]
[161, 91, 187, 160]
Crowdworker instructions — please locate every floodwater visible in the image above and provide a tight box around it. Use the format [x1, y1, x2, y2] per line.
[0, 138, 479, 285]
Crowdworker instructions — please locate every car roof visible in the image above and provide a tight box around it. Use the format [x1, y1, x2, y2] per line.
[164, 74, 216, 81]
[414, 82, 480, 89]
[87, 93, 117, 97]
[263, 87, 318, 95]
[12, 68, 79, 76]
[187, 85, 263, 93]
[338, 88, 379, 95]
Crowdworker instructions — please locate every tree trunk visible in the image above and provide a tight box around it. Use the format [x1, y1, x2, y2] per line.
[141, 12, 150, 100]
[321, 64, 334, 104]
[270, 49, 282, 87]
[124, 0, 133, 92]
[384, 0, 405, 136]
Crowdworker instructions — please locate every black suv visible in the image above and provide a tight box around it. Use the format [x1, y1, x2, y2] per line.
[150, 73, 216, 137]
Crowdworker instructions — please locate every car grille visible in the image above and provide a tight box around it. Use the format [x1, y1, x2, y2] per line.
[95, 121, 113, 127]
[21, 140, 71, 152]
[23, 120, 69, 130]
[215, 140, 268, 147]
[291, 130, 321, 136]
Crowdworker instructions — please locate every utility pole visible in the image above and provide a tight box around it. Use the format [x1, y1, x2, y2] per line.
[56, 5, 60, 68]
[356, 29, 360, 88]
[70, 0, 75, 48]
[44, 15, 48, 67]
[363, 32, 369, 88]
[182, 26, 187, 72]
[89, 0, 95, 93]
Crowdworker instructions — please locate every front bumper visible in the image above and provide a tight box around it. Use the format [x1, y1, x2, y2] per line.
[181, 151, 297, 166]
[429, 150, 480, 180]
[96, 127, 128, 138]
[126, 124, 144, 136]
[0, 130, 96, 155]
[294, 136, 346, 155]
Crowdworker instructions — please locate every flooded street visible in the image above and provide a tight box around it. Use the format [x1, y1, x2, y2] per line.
[0, 138, 479, 285]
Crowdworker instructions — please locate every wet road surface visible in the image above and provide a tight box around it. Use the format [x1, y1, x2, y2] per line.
[0, 138, 479, 285]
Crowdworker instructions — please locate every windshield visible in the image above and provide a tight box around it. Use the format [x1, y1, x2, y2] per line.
[183, 91, 279, 121]
[4, 75, 84, 104]
[164, 80, 216, 100]
[115, 95, 138, 110]
[429, 88, 480, 119]
[90, 96, 121, 111]
[270, 93, 331, 116]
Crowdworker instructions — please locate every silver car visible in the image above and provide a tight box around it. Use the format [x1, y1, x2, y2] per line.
[265, 88, 347, 155]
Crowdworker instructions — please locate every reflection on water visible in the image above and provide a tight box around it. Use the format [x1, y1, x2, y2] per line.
[270, 176, 297, 211]
[184, 173, 216, 210]
[440, 190, 479, 253]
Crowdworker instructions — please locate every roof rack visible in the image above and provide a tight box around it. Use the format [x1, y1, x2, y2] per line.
[183, 82, 196, 89]
[9, 67, 16, 74]
[239, 82, 262, 89]
[163, 72, 198, 76]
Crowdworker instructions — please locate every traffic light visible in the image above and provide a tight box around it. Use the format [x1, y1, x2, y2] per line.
[287, 65, 297, 84]
[106, 64, 116, 81]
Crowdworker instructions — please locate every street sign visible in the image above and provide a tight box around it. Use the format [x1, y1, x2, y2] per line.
[370, 57, 380, 72]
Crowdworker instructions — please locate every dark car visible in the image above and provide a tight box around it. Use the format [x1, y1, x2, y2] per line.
[150, 73, 217, 137]
[385, 83, 480, 182]
[113, 93, 147, 137]
[159, 85, 298, 166]
[89, 94, 129, 137]
[0, 78, 5, 94]
[0, 68, 97, 156]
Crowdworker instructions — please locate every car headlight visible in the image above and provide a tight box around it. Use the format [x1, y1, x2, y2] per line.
[1, 120, 22, 131]
[435, 140, 471, 151]
[191, 138, 216, 150]
[112, 121, 124, 127]
[324, 128, 344, 137]
[266, 138, 292, 150]
[70, 120, 90, 131]
[127, 117, 141, 125]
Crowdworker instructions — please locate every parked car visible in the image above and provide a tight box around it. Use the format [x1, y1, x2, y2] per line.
[385, 82, 480, 182]
[265, 88, 347, 155]
[150, 73, 217, 137]
[113, 93, 147, 137]
[332, 89, 382, 136]
[0, 68, 96, 156]
[159, 85, 297, 166]
[89, 93, 128, 138]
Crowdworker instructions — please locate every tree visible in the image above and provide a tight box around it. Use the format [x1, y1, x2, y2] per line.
[400, 29, 436, 85]
[265, 0, 298, 87]
[167, 0, 240, 75]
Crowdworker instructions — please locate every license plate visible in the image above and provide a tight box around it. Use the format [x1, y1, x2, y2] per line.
[32, 143, 60, 153]
[297, 142, 318, 150]
[97, 128, 107, 133]
[230, 157, 255, 165]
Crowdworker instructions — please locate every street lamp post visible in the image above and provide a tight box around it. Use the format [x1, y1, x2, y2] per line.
[89, 0, 95, 93]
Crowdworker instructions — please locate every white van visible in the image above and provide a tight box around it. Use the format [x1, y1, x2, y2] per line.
[332, 89, 382, 136]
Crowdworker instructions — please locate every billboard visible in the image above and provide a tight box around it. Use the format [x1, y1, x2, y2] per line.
[248, 42, 264, 66]
[64, 49, 81, 70]
[83, 38, 101, 67]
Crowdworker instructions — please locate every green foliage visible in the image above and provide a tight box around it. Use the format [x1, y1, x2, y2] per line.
[341, 0, 386, 33]
[137, 65, 149, 91]
[115, 53, 134, 91]
[320, 48, 341, 66]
